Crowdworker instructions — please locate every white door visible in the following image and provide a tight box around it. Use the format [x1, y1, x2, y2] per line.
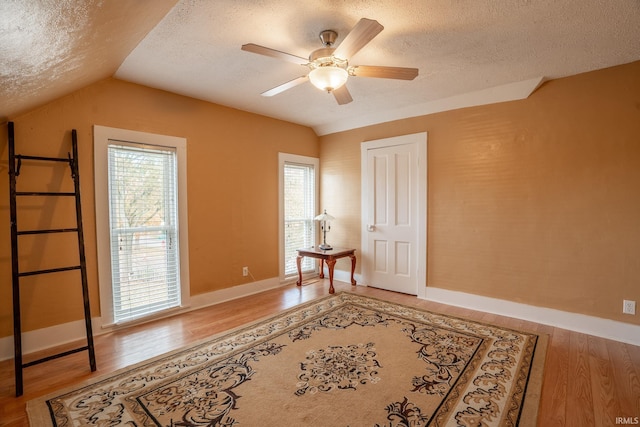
[361, 133, 426, 296]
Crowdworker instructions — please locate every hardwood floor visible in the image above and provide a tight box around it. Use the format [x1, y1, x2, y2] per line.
[1, 280, 639, 426]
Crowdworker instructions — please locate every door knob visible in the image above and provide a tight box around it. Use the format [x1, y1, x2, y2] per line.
[367, 225, 375, 232]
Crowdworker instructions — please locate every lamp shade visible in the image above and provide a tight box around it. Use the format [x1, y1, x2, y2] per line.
[314, 210, 335, 221]
[308, 66, 348, 92]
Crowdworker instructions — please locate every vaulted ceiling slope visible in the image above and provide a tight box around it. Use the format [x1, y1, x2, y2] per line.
[2, 1, 639, 135]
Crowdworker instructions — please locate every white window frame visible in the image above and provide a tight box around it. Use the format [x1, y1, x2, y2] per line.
[94, 125, 190, 327]
[278, 153, 319, 282]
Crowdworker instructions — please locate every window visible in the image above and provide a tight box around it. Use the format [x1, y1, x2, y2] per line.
[94, 126, 189, 326]
[278, 153, 319, 280]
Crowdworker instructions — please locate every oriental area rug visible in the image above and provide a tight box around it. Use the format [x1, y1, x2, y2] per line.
[28, 293, 546, 426]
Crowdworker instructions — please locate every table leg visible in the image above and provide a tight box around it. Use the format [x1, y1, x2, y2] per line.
[326, 258, 336, 294]
[349, 254, 357, 286]
[319, 259, 325, 278]
[296, 255, 303, 286]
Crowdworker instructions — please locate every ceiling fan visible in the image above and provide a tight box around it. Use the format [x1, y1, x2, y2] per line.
[241, 18, 419, 105]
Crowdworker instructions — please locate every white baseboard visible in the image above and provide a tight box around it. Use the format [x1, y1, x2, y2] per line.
[423, 286, 640, 346]
[0, 276, 286, 362]
[188, 276, 285, 309]
[0, 318, 104, 363]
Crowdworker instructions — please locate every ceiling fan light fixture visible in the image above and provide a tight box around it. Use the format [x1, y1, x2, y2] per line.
[308, 66, 348, 93]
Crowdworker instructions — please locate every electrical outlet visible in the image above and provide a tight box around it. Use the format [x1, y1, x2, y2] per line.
[623, 300, 636, 315]
[242, 266, 249, 277]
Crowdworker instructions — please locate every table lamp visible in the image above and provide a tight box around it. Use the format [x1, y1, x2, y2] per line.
[314, 209, 335, 250]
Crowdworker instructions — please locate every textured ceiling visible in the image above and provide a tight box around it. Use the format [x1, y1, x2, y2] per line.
[0, 0, 177, 122]
[2, 0, 639, 135]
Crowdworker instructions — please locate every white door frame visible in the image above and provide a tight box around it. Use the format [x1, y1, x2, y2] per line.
[360, 132, 427, 298]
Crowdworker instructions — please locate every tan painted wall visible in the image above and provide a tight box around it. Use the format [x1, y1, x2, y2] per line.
[320, 61, 640, 325]
[0, 78, 319, 337]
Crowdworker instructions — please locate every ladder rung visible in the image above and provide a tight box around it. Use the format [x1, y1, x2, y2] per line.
[16, 191, 76, 196]
[16, 154, 71, 163]
[23, 346, 89, 368]
[18, 228, 78, 235]
[19, 265, 81, 277]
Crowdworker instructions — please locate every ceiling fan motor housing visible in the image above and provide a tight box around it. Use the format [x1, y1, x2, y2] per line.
[309, 47, 337, 63]
[311, 30, 347, 66]
[309, 48, 347, 69]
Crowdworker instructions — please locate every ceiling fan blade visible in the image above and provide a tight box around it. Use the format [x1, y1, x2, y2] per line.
[241, 43, 308, 65]
[261, 75, 309, 97]
[351, 65, 419, 80]
[332, 85, 353, 105]
[333, 18, 384, 59]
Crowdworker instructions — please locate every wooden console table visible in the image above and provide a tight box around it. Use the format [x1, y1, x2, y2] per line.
[296, 247, 356, 294]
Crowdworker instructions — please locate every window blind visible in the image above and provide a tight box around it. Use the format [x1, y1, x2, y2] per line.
[107, 142, 181, 323]
[283, 162, 316, 276]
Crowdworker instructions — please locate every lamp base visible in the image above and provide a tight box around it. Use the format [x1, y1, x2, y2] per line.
[318, 244, 333, 250]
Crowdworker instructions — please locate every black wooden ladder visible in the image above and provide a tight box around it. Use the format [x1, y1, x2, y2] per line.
[7, 122, 96, 396]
